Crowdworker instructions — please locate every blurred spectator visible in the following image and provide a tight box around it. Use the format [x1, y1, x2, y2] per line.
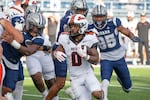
[122, 11, 138, 65]
[107, 10, 113, 19]
[136, 12, 150, 65]
[47, 15, 58, 45]
[0, 5, 4, 12]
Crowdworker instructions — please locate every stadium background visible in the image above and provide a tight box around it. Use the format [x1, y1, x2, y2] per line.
[1, 0, 150, 71]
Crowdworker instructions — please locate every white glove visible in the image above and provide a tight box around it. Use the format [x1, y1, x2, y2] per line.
[77, 45, 90, 60]
[54, 51, 67, 62]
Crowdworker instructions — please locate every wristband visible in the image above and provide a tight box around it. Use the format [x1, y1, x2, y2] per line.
[43, 45, 51, 51]
[85, 55, 90, 60]
[10, 40, 21, 49]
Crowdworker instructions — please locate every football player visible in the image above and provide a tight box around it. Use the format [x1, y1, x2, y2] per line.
[88, 4, 141, 100]
[0, 7, 23, 99]
[53, 14, 104, 100]
[25, 5, 58, 100]
[46, 0, 89, 99]
[2, 13, 45, 100]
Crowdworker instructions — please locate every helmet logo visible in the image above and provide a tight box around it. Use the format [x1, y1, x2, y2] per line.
[70, 15, 75, 23]
[78, 16, 85, 21]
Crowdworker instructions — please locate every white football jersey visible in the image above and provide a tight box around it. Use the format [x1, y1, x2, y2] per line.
[58, 32, 98, 77]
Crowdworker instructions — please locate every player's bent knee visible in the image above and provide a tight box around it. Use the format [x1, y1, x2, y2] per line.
[55, 78, 66, 89]
[2, 86, 13, 96]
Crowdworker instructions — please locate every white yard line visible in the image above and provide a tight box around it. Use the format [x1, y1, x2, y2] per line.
[23, 84, 150, 99]
[23, 93, 71, 100]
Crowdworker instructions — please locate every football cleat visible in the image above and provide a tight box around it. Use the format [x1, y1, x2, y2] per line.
[117, 77, 130, 93]
[65, 87, 76, 99]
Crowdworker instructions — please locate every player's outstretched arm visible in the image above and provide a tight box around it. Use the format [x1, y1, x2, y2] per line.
[2, 32, 43, 56]
[117, 25, 142, 42]
[0, 18, 23, 43]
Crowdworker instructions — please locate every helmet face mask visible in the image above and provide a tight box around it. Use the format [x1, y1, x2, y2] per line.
[92, 15, 107, 28]
[91, 4, 107, 29]
[68, 14, 88, 37]
[69, 23, 80, 37]
[29, 24, 44, 36]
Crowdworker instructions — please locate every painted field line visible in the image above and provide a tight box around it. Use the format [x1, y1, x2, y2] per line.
[23, 93, 71, 100]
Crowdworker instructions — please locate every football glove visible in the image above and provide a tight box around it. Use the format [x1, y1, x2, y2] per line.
[131, 36, 142, 42]
[77, 45, 90, 60]
[54, 51, 67, 62]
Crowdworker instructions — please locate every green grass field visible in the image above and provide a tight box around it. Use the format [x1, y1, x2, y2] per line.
[22, 66, 150, 100]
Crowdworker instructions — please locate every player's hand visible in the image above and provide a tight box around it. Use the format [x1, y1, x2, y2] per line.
[1, 31, 14, 43]
[77, 45, 87, 57]
[77, 45, 90, 60]
[131, 36, 142, 42]
[54, 51, 67, 62]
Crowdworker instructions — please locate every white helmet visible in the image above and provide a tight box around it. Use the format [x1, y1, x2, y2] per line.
[71, 0, 88, 16]
[7, 5, 24, 19]
[26, 13, 46, 35]
[68, 14, 88, 36]
[10, 15, 25, 32]
[22, 0, 37, 5]
[25, 4, 40, 17]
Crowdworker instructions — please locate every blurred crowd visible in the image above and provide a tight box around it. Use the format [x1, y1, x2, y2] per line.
[1, 0, 150, 66]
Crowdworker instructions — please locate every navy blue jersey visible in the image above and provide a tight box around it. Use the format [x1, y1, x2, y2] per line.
[56, 10, 72, 41]
[88, 18, 122, 52]
[2, 32, 44, 64]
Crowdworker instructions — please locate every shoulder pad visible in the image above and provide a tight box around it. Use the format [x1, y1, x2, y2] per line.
[61, 32, 69, 35]
[85, 31, 95, 35]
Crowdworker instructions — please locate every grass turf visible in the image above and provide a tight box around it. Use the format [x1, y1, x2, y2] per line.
[22, 67, 150, 100]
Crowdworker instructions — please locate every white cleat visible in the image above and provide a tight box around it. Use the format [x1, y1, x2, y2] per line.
[65, 87, 76, 99]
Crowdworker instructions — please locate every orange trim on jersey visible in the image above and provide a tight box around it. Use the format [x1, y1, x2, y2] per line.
[61, 32, 69, 34]
[85, 31, 95, 35]
[77, 16, 85, 21]
[0, 63, 2, 85]
[10, 6, 23, 14]
[69, 15, 75, 24]
[15, 1, 22, 5]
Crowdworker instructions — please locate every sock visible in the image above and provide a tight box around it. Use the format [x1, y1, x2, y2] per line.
[132, 58, 137, 65]
[101, 79, 109, 100]
[42, 89, 48, 99]
[52, 96, 59, 100]
[5, 92, 14, 100]
[13, 80, 24, 100]
[65, 87, 75, 99]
